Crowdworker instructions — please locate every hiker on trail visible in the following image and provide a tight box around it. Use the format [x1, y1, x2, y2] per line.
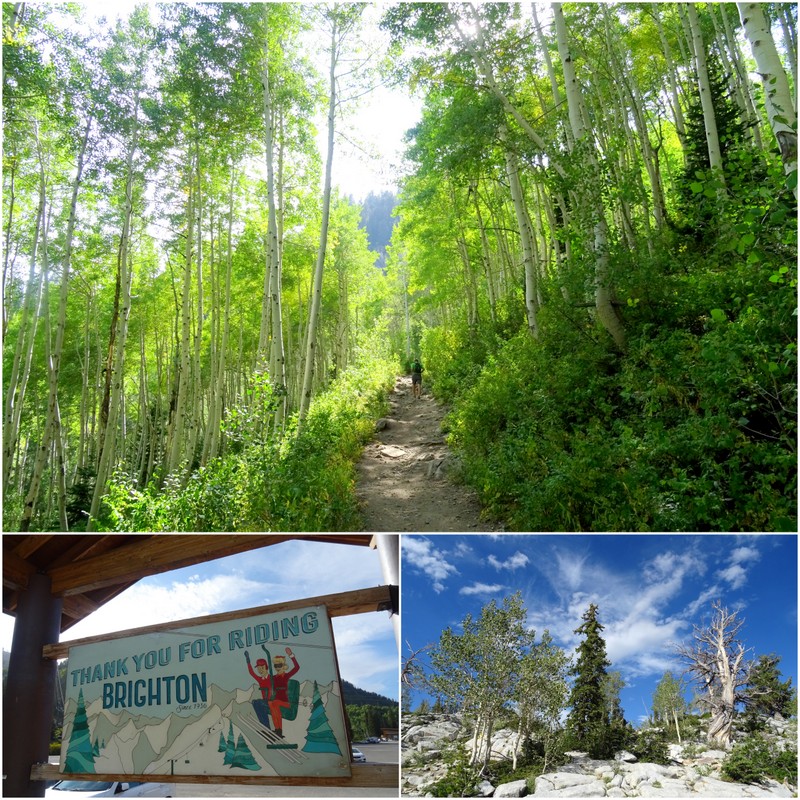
[411, 356, 424, 399]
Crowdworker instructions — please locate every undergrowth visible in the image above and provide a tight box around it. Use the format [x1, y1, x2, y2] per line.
[99, 350, 397, 531]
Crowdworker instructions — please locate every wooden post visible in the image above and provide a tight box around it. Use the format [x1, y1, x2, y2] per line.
[3, 572, 63, 798]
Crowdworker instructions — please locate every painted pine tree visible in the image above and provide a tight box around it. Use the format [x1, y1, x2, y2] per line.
[230, 734, 261, 771]
[302, 681, 341, 755]
[223, 721, 235, 765]
[64, 689, 96, 773]
[218, 731, 226, 753]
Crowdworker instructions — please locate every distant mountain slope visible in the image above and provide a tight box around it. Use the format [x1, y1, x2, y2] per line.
[341, 679, 396, 707]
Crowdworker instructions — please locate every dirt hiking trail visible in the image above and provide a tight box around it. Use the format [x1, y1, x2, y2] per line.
[355, 375, 496, 532]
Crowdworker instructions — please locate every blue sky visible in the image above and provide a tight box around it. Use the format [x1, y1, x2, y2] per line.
[2, 538, 398, 701]
[401, 534, 797, 723]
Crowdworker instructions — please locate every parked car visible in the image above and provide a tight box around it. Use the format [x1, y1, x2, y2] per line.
[45, 781, 173, 798]
[366, 736, 380, 743]
[351, 747, 367, 763]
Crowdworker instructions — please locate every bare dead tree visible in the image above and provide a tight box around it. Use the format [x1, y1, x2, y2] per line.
[402, 641, 433, 707]
[677, 600, 754, 747]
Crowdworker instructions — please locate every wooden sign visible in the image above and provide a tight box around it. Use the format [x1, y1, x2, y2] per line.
[60, 604, 351, 778]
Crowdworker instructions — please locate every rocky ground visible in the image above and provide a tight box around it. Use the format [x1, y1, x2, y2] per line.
[401, 713, 798, 799]
[355, 375, 496, 531]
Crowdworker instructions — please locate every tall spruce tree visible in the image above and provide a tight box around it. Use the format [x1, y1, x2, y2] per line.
[566, 604, 615, 758]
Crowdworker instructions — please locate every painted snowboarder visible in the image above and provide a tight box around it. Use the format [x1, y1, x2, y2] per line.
[244, 650, 273, 728]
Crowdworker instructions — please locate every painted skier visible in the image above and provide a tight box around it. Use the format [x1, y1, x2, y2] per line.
[268, 647, 300, 738]
[244, 650, 272, 728]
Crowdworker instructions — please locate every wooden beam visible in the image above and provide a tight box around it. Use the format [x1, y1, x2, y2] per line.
[48, 534, 372, 596]
[31, 762, 398, 787]
[12, 534, 54, 560]
[61, 592, 102, 620]
[2, 550, 36, 591]
[42, 585, 394, 659]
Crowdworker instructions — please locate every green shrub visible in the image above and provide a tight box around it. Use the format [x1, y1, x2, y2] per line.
[722, 733, 797, 785]
[428, 744, 481, 798]
[631, 728, 670, 765]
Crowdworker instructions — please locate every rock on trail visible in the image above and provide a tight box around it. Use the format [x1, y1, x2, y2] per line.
[355, 375, 495, 532]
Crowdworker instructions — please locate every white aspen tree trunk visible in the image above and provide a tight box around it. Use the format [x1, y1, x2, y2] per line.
[553, 2, 626, 351]
[186, 148, 203, 472]
[166, 179, 194, 476]
[532, 2, 572, 148]
[76, 292, 92, 476]
[19, 196, 53, 531]
[19, 115, 91, 530]
[88, 95, 140, 530]
[501, 126, 540, 338]
[3, 122, 48, 494]
[402, 269, 411, 363]
[652, 6, 687, 149]
[778, 6, 797, 90]
[206, 169, 235, 463]
[737, 2, 798, 196]
[471, 183, 497, 324]
[262, 7, 287, 431]
[685, 3, 726, 185]
[3, 159, 17, 337]
[299, 13, 337, 426]
[719, 4, 765, 151]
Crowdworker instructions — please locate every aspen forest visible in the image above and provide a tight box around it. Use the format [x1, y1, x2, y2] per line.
[2, 3, 797, 533]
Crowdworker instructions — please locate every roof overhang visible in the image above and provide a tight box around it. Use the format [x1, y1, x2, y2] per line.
[3, 534, 373, 633]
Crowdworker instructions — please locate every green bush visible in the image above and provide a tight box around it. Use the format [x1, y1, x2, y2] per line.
[722, 733, 797, 785]
[630, 728, 670, 765]
[428, 744, 481, 798]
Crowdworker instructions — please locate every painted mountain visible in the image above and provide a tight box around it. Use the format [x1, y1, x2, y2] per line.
[60, 680, 350, 778]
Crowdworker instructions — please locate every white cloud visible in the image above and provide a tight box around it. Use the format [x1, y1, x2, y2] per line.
[526, 542, 713, 683]
[553, 551, 589, 593]
[459, 582, 505, 596]
[730, 546, 760, 565]
[605, 617, 687, 666]
[64, 574, 268, 642]
[488, 551, 530, 571]
[332, 614, 397, 698]
[402, 536, 458, 592]
[718, 563, 748, 590]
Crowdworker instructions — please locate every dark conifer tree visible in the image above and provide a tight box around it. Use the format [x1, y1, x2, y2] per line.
[742, 654, 795, 730]
[566, 604, 613, 757]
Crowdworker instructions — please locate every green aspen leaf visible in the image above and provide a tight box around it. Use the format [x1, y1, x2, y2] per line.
[768, 362, 779, 373]
[786, 170, 798, 190]
[740, 232, 755, 246]
[703, 187, 717, 198]
[769, 273, 782, 282]
[710, 308, 726, 323]
[747, 250, 761, 264]
[690, 181, 703, 194]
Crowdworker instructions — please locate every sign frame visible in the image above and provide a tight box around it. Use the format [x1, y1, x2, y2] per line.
[38, 586, 397, 789]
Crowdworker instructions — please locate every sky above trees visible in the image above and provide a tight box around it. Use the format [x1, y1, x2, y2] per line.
[401, 534, 797, 722]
